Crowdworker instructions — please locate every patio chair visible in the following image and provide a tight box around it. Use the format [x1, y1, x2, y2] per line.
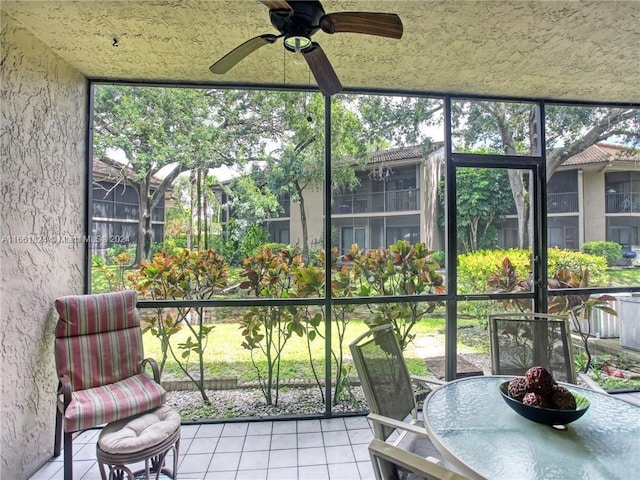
[350, 325, 462, 479]
[488, 313, 577, 384]
[53, 290, 166, 480]
[369, 438, 469, 480]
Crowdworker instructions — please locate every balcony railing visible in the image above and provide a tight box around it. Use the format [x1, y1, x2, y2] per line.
[606, 192, 640, 213]
[93, 199, 165, 221]
[547, 192, 578, 213]
[332, 188, 420, 214]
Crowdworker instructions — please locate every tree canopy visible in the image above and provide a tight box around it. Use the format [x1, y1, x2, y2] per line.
[94, 86, 639, 262]
[453, 102, 639, 247]
[93, 86, 281, 261]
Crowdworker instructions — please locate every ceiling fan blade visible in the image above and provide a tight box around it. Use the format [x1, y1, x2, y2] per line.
[319, 12, 403, 39]
[303, 43, 342, 97]
[210, 34, 279, 74]
[258, 1, 292, 13]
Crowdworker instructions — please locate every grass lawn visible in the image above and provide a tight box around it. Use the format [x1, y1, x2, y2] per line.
[143, 318, 450, 383]
[607, 267, 640, 286]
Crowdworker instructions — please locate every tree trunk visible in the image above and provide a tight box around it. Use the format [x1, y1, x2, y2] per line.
[423, 147, 444, 250]
[527, 109, 538, 248]
[494, 105, 529, 249]
[203, 171, 209, 249]
[135, 176, 153, 263]
[197, 168, 202, 251]
[469, 216, 479, 251]
[295, 181, 309, 261]
[188, 170, 196, 250]
[508, 170, 528, 248]
[527, 173, 534, 248]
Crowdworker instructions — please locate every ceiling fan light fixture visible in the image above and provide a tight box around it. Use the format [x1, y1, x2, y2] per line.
[209, 1, 403, 96]
[284, 35, 312, 53]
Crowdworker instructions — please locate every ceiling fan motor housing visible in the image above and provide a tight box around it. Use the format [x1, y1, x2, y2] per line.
[270, 1, 325, 52]
[211, 0, 403, 96]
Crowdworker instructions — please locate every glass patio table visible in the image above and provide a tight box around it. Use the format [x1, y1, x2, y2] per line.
[423, 375, 640, 480]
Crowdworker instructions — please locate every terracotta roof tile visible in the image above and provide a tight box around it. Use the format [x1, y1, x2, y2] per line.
[93, 157, 163, 188]
[366, 142, 444, 165]
[563, 143, 640, 166]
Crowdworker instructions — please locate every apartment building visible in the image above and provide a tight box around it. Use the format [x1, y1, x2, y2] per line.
[91, 158, 167, 257]
[263, 142, 639, 256]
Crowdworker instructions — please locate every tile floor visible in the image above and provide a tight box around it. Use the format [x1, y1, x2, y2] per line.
[30, 416, 377, 480]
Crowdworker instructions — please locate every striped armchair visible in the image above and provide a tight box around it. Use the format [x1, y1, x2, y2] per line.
[53, 290, 166, 480]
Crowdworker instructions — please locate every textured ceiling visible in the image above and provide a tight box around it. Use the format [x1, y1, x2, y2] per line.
[3, 0, 639, 103]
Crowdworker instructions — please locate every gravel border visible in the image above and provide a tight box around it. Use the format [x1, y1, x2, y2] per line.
[166, 350, 492, 421]
[167, 385, 369, 420]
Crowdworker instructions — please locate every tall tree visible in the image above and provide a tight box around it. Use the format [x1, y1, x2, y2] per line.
[251, 92, 370, 260]
[454, 102, 640, 247]
[440, 167, 513, 251]
[226, 176, 281, 227]
[355, 95, 443, 147]
[93, 86, 277, 262]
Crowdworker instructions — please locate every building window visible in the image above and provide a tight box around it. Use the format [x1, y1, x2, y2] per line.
[607, 217, 640, 247]
[547, 171, 578, 213]
[606, 171, 640, 213]
[341, 226, 366, 254]
[92, 181, 165, 257]
[500, 218, 519, 248]
[547, 216, 579, 250]
[386, 226, 419, 245]
[277, 228, 290, 244]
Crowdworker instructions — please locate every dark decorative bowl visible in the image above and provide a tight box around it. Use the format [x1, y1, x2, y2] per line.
[499, 381, 590, 427]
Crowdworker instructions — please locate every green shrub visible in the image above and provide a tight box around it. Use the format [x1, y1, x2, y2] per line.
[547, 248, 609, 285]
[238, 224, 269, 261]
[106, 244, 136, 264]
[582, 241, 622, 266]
[431, 250, 445, 267]
[261, 242, 291, 252]
[458, 249, 530, 294]
[151, 238, 187, 257]
[458, 248, 610, 294]
[92, 254, 106, 267]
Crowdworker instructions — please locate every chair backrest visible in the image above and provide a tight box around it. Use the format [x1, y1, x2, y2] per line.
[489, 313, 576, 384]
[350, 324, 417, 441]
[54, 290, 144, 391]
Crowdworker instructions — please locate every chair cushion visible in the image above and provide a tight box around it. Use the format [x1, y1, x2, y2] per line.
[55, 291, 141, 337]
[98, 406, 181, 455]
[62, 373, 166, 432]
[55, 328, 144, 391]
[55, 291, 144, 390]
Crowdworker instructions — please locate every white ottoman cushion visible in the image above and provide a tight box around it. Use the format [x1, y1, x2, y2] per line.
[98, 405, 181, 454]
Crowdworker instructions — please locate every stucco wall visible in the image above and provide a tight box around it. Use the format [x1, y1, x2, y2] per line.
[582, 169, 607, 243]
[1, 13, 87, 478]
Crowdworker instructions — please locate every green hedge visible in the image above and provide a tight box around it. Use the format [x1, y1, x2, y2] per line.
[458, 248, 609, 294]
[547, 248, 609, 284]
[458, 249, 530, 294]
[582, 241, 622, 266]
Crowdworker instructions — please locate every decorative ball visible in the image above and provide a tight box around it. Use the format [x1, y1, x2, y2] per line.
[526, 366, 556, 395]
[507, 377, 529, 402]
[551, 385, 577, 410]
[522, 391, 551, 408]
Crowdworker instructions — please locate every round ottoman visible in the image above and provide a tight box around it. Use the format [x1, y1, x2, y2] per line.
[96, 405, 181, 480]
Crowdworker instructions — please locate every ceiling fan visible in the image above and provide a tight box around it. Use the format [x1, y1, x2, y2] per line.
[209, 0, 403, 96]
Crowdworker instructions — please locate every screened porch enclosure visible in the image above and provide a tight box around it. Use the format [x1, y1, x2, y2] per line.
[89, 87, 640, 419]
